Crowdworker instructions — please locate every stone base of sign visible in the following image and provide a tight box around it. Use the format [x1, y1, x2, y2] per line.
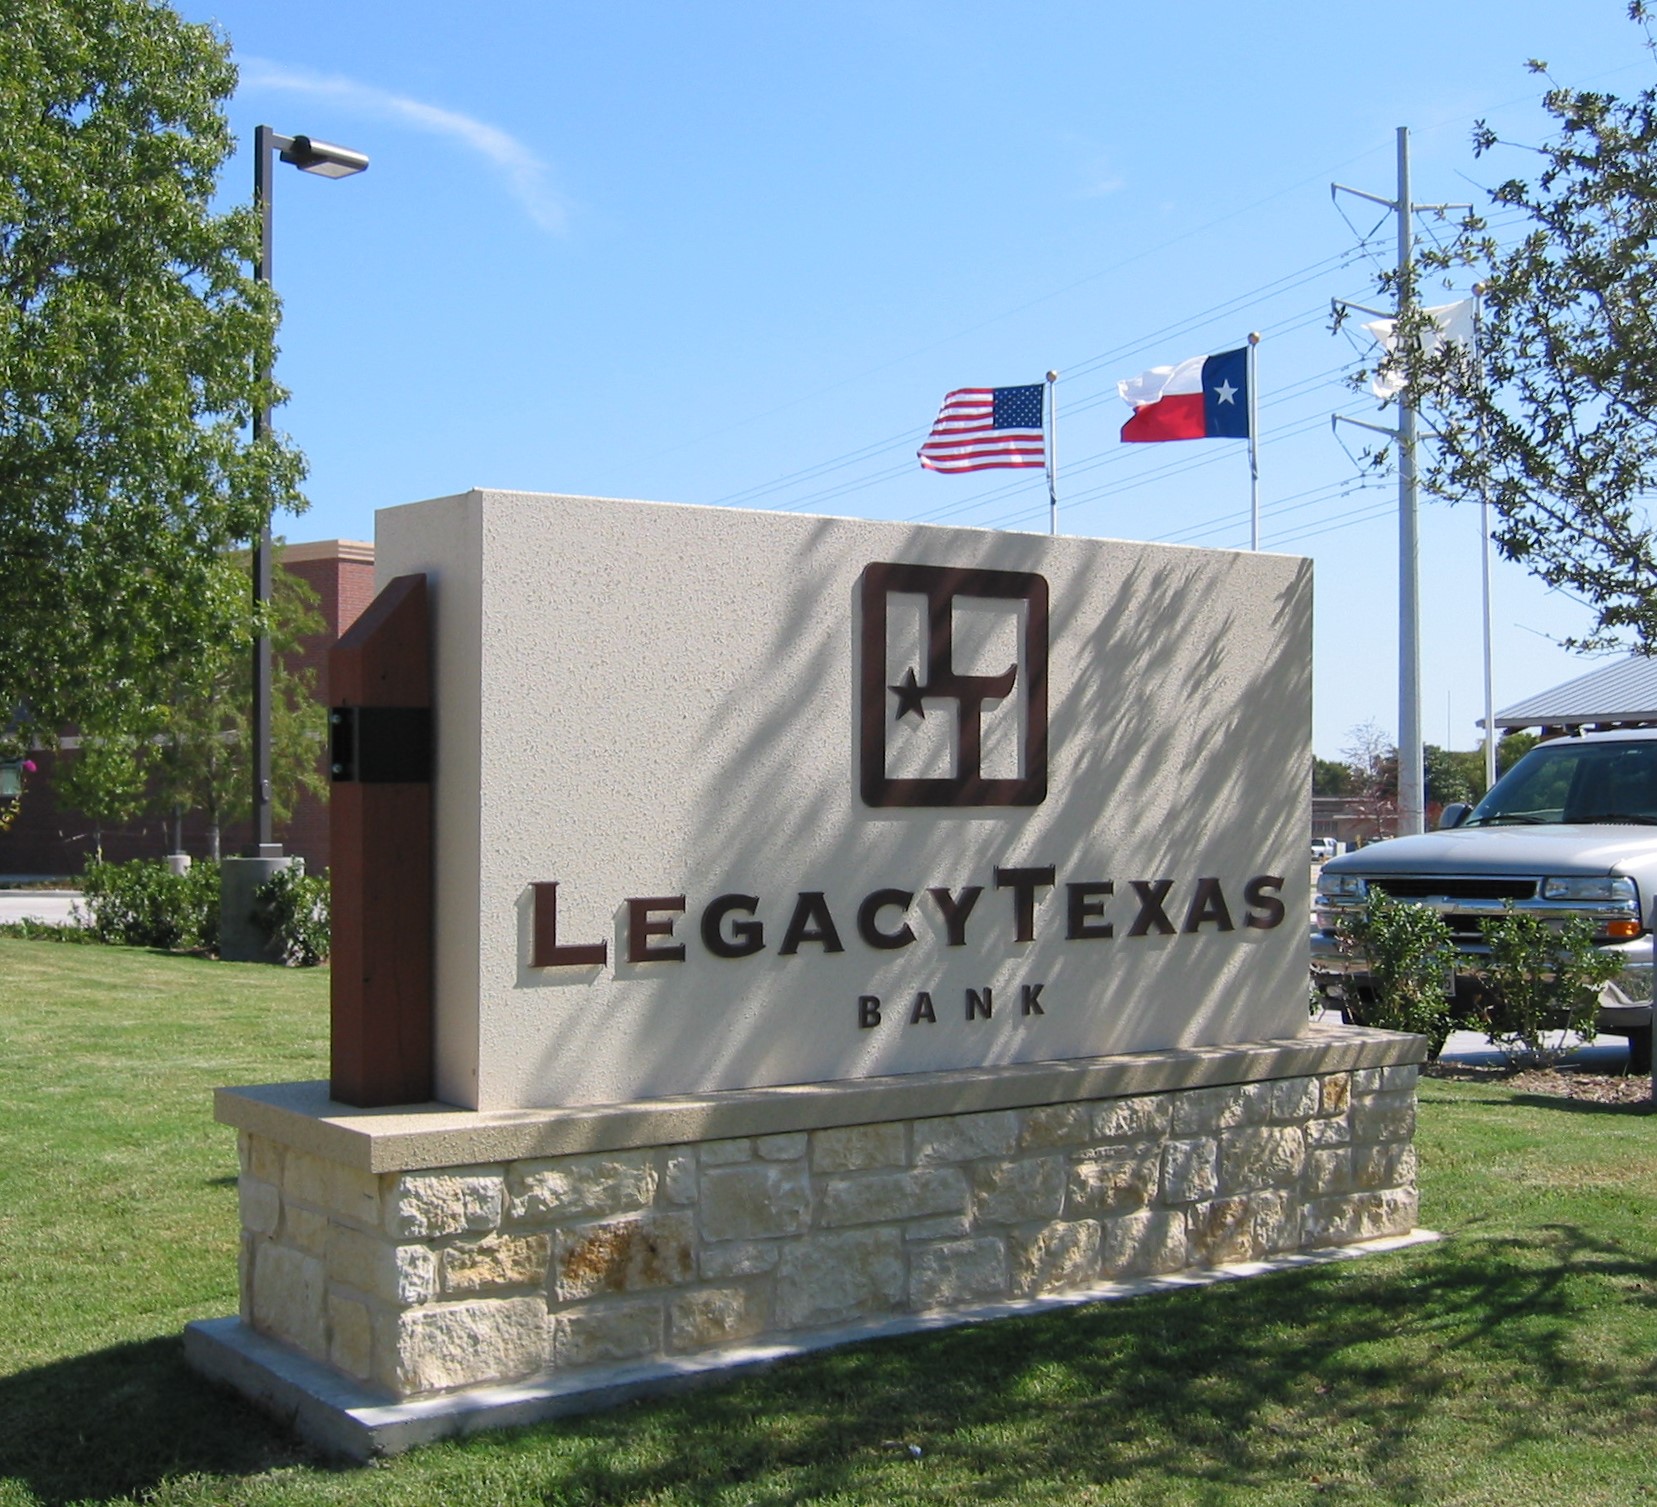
[192, 1022, 1427, 1459]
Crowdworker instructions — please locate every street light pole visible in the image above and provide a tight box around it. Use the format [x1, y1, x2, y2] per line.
[246, 126, 369, 859]
[250, 125, 278, 857]
[221, 126, 367, 961]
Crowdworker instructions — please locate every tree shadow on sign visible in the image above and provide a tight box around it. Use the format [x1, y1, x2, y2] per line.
[0, 1336, 320, 1505]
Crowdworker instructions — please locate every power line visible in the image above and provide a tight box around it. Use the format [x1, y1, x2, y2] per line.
[709, 427, 920, 509]
[1149, 477, 1385, 548]
[755, 337, 1363, 520]
[710, 206, 1520, 536]
[708, 242, 1386, 513]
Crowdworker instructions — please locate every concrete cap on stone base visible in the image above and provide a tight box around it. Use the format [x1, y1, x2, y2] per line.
[215, 1022, 1425, 1174]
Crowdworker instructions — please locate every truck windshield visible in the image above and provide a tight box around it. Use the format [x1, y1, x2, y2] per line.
[1467, 740, 1657, 826]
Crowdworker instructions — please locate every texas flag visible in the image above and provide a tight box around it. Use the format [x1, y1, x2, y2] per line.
[1118, 347, 1249, 443]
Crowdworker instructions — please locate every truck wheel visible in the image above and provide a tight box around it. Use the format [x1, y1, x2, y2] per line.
[1626, 1025, 1653, 1076]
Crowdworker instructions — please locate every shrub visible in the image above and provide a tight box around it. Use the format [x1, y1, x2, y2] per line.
[0, 917, 100, 943]
[78, 858, 220, 952]
[1473, 904, 1625, 1067]
[254, 864, 330, 966]
[1334, 886, 1456, 1056]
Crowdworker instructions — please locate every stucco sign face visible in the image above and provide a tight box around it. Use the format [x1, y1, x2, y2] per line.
[376, 490, 1313, 1113]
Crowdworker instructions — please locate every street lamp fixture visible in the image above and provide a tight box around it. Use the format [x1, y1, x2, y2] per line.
[245, 124, 368, 862]
[277, 134, 371, 179]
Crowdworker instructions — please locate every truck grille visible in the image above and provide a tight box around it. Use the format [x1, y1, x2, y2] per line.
[1444, 913, 1500, 943]
[1367, 877, 1537, 902]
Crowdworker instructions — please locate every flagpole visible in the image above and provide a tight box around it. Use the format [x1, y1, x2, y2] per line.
[1395, 126, 1427, 838]
[1473, 284, 1496, 793]
[1046, 370, 1059, 536]
[1246, 332, 1261, 549]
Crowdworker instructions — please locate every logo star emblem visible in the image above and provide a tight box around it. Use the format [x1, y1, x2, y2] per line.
[890, 667, 926, 721]
[1212, 378, 1238, 405]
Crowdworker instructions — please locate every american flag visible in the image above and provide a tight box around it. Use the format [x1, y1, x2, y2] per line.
[917, 384, 1046, 473]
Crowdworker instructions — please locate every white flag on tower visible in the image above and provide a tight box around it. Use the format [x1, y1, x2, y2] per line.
[1361, 297, 1477, 399]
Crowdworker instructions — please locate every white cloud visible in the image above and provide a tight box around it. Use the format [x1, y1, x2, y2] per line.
[240, 59, 569, 235]
[1077, 170, 1125, 199]
[1054, 135, 1124, 200]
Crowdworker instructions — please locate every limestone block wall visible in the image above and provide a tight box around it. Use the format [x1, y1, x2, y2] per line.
[234, 1058, 1420, 1400]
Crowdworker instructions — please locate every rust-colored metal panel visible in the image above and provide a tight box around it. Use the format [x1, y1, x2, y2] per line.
[328, 574, 433, 1106]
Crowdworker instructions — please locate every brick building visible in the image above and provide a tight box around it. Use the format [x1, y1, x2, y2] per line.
[0, 539, 375, 879]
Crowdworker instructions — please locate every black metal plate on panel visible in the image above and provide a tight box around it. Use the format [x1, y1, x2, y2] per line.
[330, 706, 432, 783]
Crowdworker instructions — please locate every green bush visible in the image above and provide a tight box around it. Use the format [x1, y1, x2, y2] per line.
[254, 863, 330, 966]
[72, 857, 329, 963]
[0, 916, 100, 943]
[1334, 886, 1456, 1056]
[78, 858, 220, 952]
[1474, 904, 1625, 1067]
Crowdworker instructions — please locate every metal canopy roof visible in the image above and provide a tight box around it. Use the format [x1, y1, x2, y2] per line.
[1489, 654, 1657, 731]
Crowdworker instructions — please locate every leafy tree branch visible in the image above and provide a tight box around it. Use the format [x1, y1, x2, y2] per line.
[1379, 7, 1657, 650]
[0, 0, 307, 753]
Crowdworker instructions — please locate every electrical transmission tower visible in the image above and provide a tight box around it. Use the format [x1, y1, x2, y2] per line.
[1331, 126, 1469, 837]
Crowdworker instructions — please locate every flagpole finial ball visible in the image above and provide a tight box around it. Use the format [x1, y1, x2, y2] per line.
[1247, 331, 1261, 345]
[1046, 370, 1059, 383]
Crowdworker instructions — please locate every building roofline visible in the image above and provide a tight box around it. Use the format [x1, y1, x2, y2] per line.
[282, 539, 375, 565]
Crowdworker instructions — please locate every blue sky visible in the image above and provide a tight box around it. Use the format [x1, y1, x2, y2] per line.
[181, 0, 1653, 759]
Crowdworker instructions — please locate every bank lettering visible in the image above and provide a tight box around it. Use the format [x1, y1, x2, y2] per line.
[855, 982, 1048, 1029]
[530, 870, 1285, 969]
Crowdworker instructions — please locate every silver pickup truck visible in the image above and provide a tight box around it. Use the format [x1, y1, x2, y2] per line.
[1310, 727, 1655, 1069]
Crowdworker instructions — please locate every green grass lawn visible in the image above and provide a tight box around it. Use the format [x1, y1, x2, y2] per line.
[2, 937, 1656, 1506]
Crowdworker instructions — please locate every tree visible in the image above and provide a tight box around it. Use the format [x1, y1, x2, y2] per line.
[51, 715, 150, 859]
[1339, 720, 1399, 842]
[42, 553, 323, 859]
[1312, 755, 1356, 797]
[0, 0, 306, 756]
[147, 553, 326, 859]
[1386, 7, 1657, 651]
[1342, 720, 1398, 802]
[1424, 744, 1487, 807]
[1497, 729, 1540, 775]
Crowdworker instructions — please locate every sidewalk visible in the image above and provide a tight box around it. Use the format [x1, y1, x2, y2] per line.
[0, 890, 79, 926]
[1436, 1024, 1633, 1072]
[1314, 1008, 1635, 1071]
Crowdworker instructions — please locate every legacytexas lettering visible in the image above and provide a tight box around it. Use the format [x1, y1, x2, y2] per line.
[530, 865, 1287, 970]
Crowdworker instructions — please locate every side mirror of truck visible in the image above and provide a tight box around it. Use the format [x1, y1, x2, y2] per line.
[1438, 802, 1471, 830]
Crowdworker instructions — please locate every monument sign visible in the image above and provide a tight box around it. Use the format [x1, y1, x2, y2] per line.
[188, 490, 1427, 1459]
